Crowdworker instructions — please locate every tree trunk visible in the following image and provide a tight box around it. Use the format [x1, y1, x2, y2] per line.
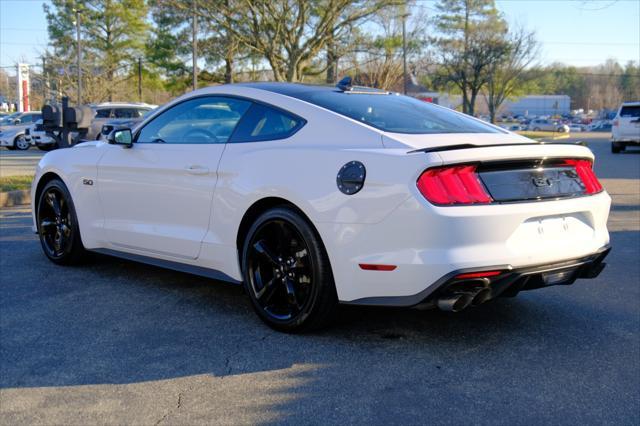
[468, 89, 478, 116]
[488, 99, 496, 123]
[462, 91, 471, 114]
[107, 68, 114, 102]
[224, 56, 233, 84]
[326, 42, 338, 84]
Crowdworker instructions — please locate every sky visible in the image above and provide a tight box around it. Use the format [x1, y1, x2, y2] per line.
[1, 0, 639, 75]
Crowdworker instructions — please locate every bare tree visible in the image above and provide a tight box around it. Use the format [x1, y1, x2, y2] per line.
[484, 27, 539, 122]
[161, 0, 401, 82]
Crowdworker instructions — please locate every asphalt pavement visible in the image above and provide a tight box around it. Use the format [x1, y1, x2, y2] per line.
[0, 133, 638, 425]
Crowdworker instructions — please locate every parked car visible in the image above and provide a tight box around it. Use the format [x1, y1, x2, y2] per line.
[87, 102, 156, 140]
[0, 111, 42, 150]
[527, 119, 570, 133]
[25, 119, 58, 151]
[97, 108, 157, 141]
[611, 101, 640, 153]
[31, 82, 611, 332]
[589, 121, 613, 132]
[568, 124, 584, 133]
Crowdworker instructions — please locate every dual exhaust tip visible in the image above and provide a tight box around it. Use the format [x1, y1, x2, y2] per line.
[437, 287, 492, 313]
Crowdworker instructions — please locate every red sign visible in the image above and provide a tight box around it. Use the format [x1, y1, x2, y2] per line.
[22, 80, 29, 112]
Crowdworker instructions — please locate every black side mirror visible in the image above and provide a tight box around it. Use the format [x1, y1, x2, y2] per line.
[108, 128, 133, 148]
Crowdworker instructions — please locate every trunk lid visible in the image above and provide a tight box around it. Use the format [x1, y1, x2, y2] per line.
[408, 138, 601, 205]
[382, 132, 533, 150]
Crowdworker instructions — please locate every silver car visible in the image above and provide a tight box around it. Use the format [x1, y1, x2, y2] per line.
[0, 111, 42, 150]
[528, 118, 570, 133]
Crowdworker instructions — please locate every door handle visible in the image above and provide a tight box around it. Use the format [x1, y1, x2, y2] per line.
[184, 165, 210, 175]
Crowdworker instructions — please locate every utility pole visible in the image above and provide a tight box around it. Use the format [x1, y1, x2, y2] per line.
[402, 12, 408, 95]
[192, 3, 198, 91]
[138, 57, 143, 102]
[41, 56, 47, 104]
[75, 8, 82, 105]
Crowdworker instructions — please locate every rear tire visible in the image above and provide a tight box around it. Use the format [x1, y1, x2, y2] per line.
[36, 179, 87, 265]
[241, 206, 338, 332]
[611, 142, 624, 153]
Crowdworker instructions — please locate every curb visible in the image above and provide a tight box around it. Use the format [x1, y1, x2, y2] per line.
[0, 190, 31, 207]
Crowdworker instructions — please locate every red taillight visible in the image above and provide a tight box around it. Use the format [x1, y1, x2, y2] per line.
[455, 270, 504, 280]
[564, 159, 603, 194]
[417, 164, 492, 205]
[613, 119, 619, 127]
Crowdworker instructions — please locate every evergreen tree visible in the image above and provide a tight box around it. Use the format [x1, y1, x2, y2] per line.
[44, 0, 149, 102]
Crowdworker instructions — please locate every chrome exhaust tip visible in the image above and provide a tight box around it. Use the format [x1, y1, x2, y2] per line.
[471, 287, 492, 307]
[437, 292, 474, 312]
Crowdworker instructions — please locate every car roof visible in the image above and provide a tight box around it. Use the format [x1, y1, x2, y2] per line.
[92, 103, 154, 109]
[234, 82, 340, 97]
[621, 101, 640, 107]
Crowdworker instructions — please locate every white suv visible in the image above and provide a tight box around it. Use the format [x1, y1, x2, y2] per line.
[612, 101, 640, 153]
[87, 103, 156, 140]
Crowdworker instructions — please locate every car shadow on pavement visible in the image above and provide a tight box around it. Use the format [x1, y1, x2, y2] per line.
[0, 221, 634, 383]
[2, 207, 639, 423]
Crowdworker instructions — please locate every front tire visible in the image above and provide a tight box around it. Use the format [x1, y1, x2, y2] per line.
[14, 135, 30, 150]
[37, 143, 58, 151]
[36, 179, 87, 265]
[241, 206, 338, 332]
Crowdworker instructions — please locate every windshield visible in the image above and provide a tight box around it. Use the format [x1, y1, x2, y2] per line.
[292, 91, 503, 134]
[0, 112, 21, 126]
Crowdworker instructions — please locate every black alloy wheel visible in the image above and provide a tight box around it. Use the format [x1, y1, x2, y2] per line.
[37, 179, 87, 265]
[242, 207, 338, 332]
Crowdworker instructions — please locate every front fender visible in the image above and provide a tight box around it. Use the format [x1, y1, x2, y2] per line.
[31, 143, 109, 248]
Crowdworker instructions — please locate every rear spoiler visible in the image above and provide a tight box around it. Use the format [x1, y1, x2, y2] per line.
[408, 141, 588, 154]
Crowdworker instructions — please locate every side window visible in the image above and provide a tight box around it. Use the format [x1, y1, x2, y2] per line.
[230, 103, 304, 143]
[114, 108, 138, 118]
[136, 108, 150, 117]
[136, 96, 251, 144]
[95, 109, 111, 119]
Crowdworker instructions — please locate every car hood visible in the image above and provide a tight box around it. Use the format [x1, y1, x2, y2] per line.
[381, 132, 534, 150]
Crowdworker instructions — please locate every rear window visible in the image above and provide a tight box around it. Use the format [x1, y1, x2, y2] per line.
[230, 103, 304, 142]
[292, 90, 502, 134]
[620, 105, 640, 118]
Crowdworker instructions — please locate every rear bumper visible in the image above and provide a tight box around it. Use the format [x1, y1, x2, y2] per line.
[320, 189, 610, 304]
[612, 139, 640, 145]
[348, 245, 611, 307]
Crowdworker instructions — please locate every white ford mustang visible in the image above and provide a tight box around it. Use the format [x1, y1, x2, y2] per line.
[31, 82, 611, 332]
